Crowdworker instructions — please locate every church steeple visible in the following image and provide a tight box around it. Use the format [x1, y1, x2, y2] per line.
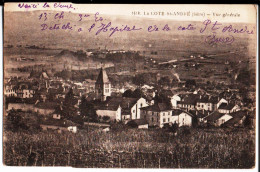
[95, 67, 111, 101]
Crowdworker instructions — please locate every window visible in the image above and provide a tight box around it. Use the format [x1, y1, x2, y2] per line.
[133, 110, 135, 113]
[163, 118, 166, 122]
[202, 105, 204, 108]
[140, 103, 143, 107]
[168, 118, 170, 122]
[198, 104, 200, 107]
[163, 112, 165, 116]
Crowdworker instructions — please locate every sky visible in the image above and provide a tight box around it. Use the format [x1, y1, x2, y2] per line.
[4, 3, 257, 24]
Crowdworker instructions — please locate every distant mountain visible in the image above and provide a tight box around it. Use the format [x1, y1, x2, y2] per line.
[54, 50, 88, 62]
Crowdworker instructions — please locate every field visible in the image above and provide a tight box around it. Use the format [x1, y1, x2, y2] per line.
[3, 127, 255, 168]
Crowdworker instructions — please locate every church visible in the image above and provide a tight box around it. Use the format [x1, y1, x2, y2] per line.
[95, 67, 111, 101]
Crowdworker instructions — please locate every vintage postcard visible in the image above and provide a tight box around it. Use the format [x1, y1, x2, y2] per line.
[2, 3, 258, 169]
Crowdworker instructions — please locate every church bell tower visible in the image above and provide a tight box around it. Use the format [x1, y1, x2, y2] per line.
[95, 67, 111, 101]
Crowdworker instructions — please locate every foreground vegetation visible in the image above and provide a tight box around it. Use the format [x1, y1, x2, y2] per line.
[3, 127, 255, 168]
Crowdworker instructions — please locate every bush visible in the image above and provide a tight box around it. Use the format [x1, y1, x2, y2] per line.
[179, 127, 191, 136]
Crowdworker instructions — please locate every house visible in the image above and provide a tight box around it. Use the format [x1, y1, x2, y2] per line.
[5, 82, 37, 98]
[102, 97, 148, 122]
[190, 109, 210, 123]
[218, 103, 240, 114]
[171, 109, 193, 127]
[140, 103, 172, 128]
[217, 98, 228, 108]
[95, 102, 122, 121]
[222, 111, 247, 128]
[171, 94, 181, 109]
[127, 119, 149, 129]
[40, 119, 77, 133]
[205, 111, 233, 126]
[196, 95, 218, 111]
[177, 94, 199, 111]
[53, 114, 61, 119]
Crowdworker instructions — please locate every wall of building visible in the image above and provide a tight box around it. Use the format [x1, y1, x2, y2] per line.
[171, 95, 180, 108]
[159, 111, 172, 128]
[96, 107, 121, 121]
[7, 103, 34, 111]
[171, 112, 192, 127]
[216, 114, 233, 126]
[141, 110, 160, 127]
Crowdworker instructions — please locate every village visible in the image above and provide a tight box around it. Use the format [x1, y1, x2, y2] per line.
[4, 54, 255, 134]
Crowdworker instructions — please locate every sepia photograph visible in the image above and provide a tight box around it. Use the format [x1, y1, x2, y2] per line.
[2, 3, 258, 169]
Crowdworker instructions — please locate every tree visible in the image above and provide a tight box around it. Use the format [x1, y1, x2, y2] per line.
[243, 115, 252, 128]
[185, 79, 196, 88]
[159, 76, 171, 87]
[132, 88, 143, 98]
[79, 96, 97, 122]
[79, 96, 88, 117]
[62, 88, 76, 119]
[122, 89, 133, 97]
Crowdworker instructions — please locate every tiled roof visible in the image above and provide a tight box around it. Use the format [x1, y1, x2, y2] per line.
[189, 110, 210, 118]
[205, 111, 225, 121]
[179, 94, 200, 105]
[172, 109, 194, 117]
[99, 97, 139, 111]
[218, 103, 236, 110]
[140, 103, 171, 112]
[96, 67, 110, 84]
[222, 114, 245, 126]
